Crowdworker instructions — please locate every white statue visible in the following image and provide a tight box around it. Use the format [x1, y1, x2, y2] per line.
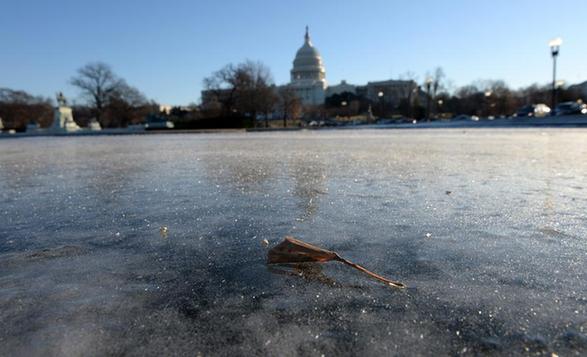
[56, 92, 67, 107]
[51, 92, 80, 132]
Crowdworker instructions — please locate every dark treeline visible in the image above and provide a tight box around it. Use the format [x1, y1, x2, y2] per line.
[1, 62, 586, 131]
[199, 60, 301, 128]
[437, 80, 586, 119]
[0, 62, 159, 131]
[324, 78, 586, 120]
[69, 62, 159, 128]
[200, 62, 586, 124]
[0, 89, 53, 131]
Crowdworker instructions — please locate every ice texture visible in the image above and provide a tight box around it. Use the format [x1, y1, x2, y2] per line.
[0, 129, 586, 356]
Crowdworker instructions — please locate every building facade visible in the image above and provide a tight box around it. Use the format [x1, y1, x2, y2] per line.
[289, 27, 327, 106]
[326, 80, 357, 97]
[568, 80, 587, 98]
[200, 27, 428, 115]
[364, 79, 419, 108]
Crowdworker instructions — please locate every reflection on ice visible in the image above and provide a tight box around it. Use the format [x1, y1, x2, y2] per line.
[268, 263, 339, 287]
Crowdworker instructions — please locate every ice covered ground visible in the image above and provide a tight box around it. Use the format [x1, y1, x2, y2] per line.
[0, 129, 586, 356]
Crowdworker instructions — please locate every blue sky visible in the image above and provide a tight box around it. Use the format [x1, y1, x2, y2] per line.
[1, 0, 585, 105]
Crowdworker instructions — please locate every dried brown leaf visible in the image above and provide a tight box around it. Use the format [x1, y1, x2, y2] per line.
[267, 236, 405, 289]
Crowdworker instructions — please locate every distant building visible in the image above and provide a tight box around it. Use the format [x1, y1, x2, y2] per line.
[200, 27, 429, 113]
[364, 79, 418, 108]
[568, 80, 587, 98]
[159, 104, 197, 113]
[159, 105, 173, 115]
[287, 28, 421, 110]
[326, 80, 357, 97]
[289, 27, 327, 106]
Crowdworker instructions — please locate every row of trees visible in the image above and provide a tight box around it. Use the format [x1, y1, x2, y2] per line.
[200, 62, 586, 124]
[320, 66, 586, 120]
[0, 89, 53, 130]
[0, 62, 157, 131]
[322, 80, 586, 121]
[2, 61, 586, 131]
[435, 80, 585, 118]
[201, 60, 301, 127]
[69, 62, 158, 128]
[0, 60, 301, 131]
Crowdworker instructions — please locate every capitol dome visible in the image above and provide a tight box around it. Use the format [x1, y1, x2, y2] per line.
[291, 27, 326, 82]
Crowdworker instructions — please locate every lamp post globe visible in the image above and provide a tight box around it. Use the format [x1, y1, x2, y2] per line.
[549, 37, 562, 113]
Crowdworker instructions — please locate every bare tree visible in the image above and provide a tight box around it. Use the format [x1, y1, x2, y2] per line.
[202, 64, 239, 117]
[202, 60, 277, 126]
[518, 83, 550, 106]
[397, 71, 420, 114]
[103, 82, 151, 127]
[428, 67, 446, 116]
[236, 60, 277, 126]
[70, 62, 124, 123]
[432, 67, 445, 99]
[399, 71, 419, 82]
[112, 82, 147, 106]
[70, 62, 154, 127]
[278, 85, 302, 127]
[0, 88, 52, 130]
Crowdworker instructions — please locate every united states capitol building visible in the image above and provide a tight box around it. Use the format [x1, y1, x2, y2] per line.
[288, 27, 418, 108]
[202, 27, 419, 111]
[288, 27, 327, 106]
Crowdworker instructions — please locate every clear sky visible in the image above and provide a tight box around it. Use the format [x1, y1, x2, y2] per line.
[1, 0, 585, 105]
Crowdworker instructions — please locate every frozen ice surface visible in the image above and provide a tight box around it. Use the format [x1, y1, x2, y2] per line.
[0, 129, 586, 356]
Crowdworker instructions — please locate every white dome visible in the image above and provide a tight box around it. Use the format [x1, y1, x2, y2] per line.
[293, 42, 321, 67]
[291, 27, 325, 82]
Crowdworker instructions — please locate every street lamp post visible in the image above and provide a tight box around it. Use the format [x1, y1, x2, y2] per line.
[377, 91, 384, 118]
[341, 100, 348, 120]
[549, 37, 562, 113]
[408, 86, 419, 119]
[484, 90, 492, 117]
[425, 77, 433, 121]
